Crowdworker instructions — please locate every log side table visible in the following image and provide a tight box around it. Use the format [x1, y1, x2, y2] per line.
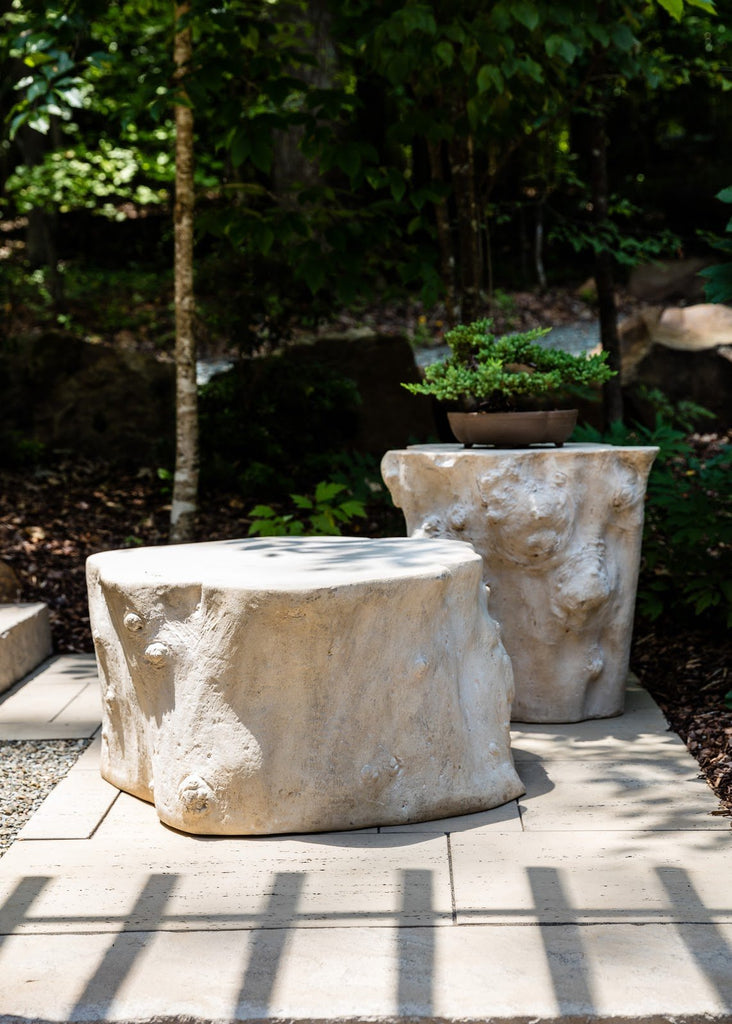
[87, 536, 524, 835]
[382, 443, 658, 723]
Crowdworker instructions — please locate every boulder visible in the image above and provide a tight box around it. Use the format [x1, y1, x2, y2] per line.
[285, 329, 436, 452]
[628, 258, 712, 304]
[619, 305, 732, 428]
[0, 332, 175, 463]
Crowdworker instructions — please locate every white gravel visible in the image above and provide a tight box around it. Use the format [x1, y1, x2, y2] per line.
[0, 739, 91, 856]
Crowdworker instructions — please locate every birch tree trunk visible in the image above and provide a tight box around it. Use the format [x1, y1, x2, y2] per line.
[170, 1, 199, 544]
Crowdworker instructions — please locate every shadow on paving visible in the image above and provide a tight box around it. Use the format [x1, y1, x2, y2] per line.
[0, 863, 730, 1020]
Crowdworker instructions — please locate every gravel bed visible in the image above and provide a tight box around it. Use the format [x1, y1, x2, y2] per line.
[0, 738, 91, 856]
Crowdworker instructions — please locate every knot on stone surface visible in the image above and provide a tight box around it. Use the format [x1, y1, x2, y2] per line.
[178, 774, 213, 813]
[448, 505, 469, 531]
[415, 515, 442, 538]
[123, 611, 144, 632]
[552, 543, 612, 621]
[585, 645, 605, 680]
[360, 764, 381, 786]
[144, 641, 170, 667]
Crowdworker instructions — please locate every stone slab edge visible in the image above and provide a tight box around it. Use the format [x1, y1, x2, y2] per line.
[0, 603, 52, 695]
[2, 1015, 729, 1024]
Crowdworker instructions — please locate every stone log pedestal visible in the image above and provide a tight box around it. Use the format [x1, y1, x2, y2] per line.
[382, 444, 658, 724]
[87, 536, 524, 836]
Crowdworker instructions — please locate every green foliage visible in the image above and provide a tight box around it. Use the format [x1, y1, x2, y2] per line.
[248, 480, 366, 537]
[402, 319, 614, 411]
[549, 193, 682, 267]
[3, 139, 171, 218]
[574, 408, 732, 628]
[197, 353, 362, 500]
[700, 187, 732, 303]
[4, 4, 100, 138]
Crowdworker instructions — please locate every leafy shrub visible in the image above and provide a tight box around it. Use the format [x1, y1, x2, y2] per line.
[198, 352, 361, 500]
[700, 186, 732, 303]
[248, 480, 366, 537]
[574, 410, 732, 627]
[403, 319, 614, 411]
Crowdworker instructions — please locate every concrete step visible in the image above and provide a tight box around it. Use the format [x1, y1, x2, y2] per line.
[0, 603, 52, 695]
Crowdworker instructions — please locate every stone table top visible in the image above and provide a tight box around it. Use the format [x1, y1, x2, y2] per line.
[88, 535, 483, 591]
[398, 441, 659, 458]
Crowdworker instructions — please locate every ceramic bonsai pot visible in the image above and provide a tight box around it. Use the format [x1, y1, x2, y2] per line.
[447, 409, 578, 448]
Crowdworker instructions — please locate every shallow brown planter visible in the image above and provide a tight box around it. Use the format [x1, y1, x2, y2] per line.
[447, 409, 578, 448]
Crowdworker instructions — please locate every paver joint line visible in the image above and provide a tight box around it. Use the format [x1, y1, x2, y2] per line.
[445, 834, 457, 924]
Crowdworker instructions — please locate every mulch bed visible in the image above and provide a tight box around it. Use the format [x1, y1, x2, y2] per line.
[1, 458, 730, 820]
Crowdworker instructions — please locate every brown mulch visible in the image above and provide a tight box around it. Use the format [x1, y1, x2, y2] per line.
[632, 626, 732, 817]
[1, 457, 730, 820]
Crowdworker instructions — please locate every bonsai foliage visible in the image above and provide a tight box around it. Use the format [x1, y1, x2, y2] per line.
[403, 319, 615, 412]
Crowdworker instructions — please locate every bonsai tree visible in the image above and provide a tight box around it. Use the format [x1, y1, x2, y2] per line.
[403, 319, 615, 412]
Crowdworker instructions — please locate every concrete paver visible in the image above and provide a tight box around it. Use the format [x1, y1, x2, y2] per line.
[0, 654, 100, 740]
[0, 654, 729, 1023]
[450, 828, 732, 923]
[516, 756, 727, 831]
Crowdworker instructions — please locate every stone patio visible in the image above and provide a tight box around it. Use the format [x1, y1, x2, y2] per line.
[0, 654, 730, 1023]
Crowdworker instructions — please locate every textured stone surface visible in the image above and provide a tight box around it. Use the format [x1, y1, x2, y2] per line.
[87, 536, 523, 835]
[382, 443, 657, 723]
[0, 602, 52, 695]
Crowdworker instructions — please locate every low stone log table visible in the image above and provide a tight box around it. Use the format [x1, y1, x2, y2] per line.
[87, 536, 524, 835]
[382, 443, 658, 723]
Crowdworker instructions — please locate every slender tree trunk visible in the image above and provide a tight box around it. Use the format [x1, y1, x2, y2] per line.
[449, 132, 481, 323]
[589, 113, 623, 427]
[272, 0, 334, 199]
[170, 1, 198, 544]
[426, 139, 456, 323]
[534, 199, 547, 291]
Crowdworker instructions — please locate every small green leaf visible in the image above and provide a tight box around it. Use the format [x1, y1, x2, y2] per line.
[611, 24, 637, 51]
[250, 137, 272, 174]
[510, 1, 540, 30]
[684, 0, 716, 12]
[477, 64, 502, 93]
[700, 262, 732, 303]
[229, 130, 250, 168]
[339, 500, 366, 518]
[314, 480, 346, 503]
[545, 34, 577, 63]
[655, 0, 684, 19]
[309, 512, 340, 535]
[716, 186, 732, 203]
[336, 144, 361, 181]
[434, 40, 454, 67]
[388, 168, 406, 202]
